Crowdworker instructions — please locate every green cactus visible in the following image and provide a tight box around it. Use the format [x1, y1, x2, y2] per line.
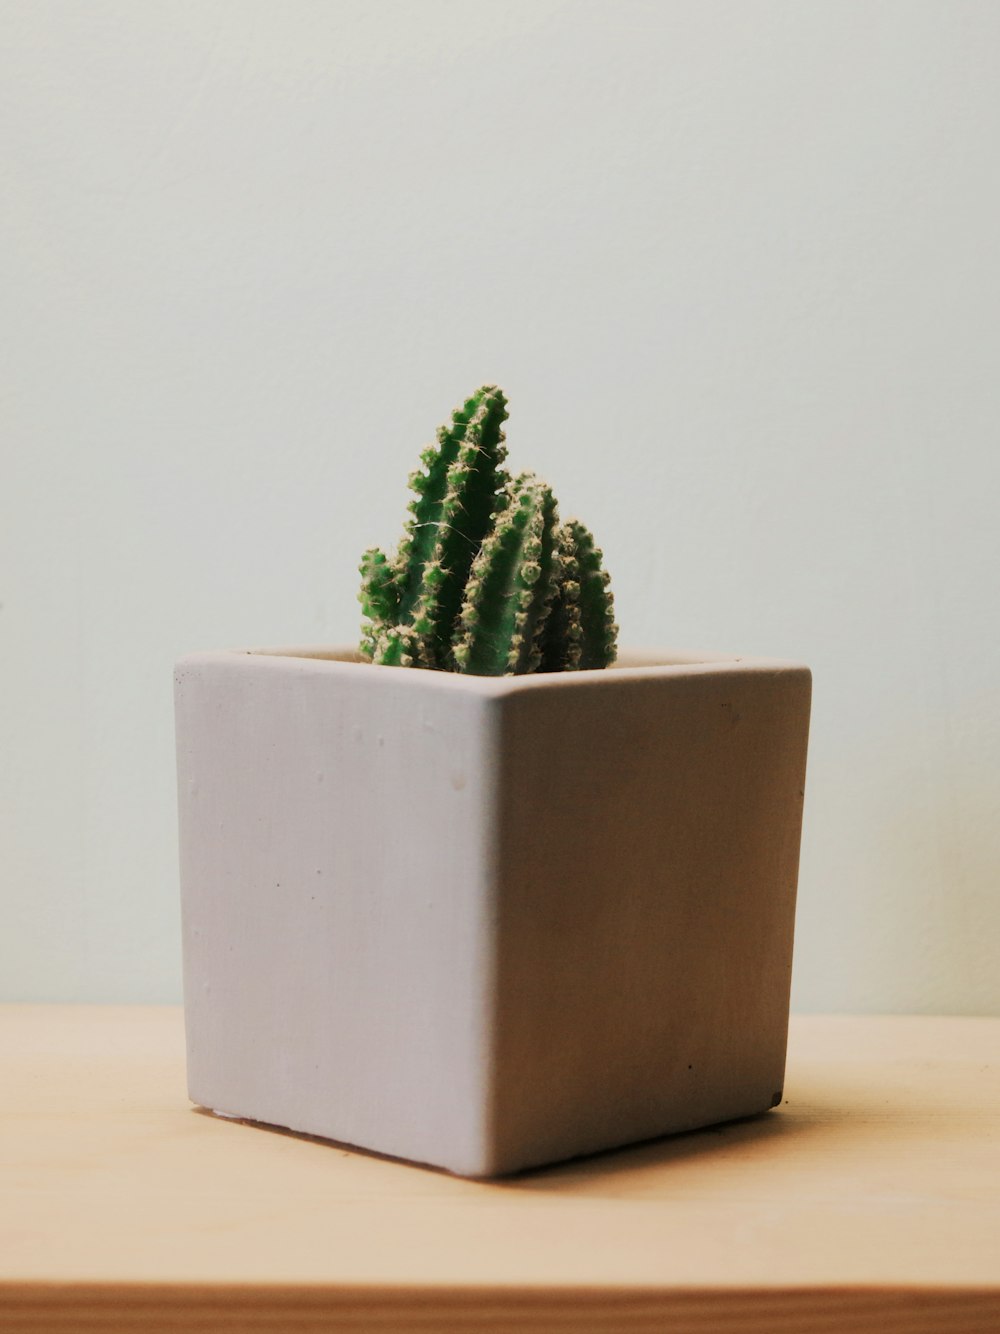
[453, 472, 560, 676]
[539, 519, 618, 672]
[358, 386, 617, 675]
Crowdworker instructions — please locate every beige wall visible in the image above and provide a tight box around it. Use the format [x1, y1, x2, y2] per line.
[3, 0, 998, 1010]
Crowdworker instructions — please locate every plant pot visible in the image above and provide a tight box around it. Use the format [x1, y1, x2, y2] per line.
[174, 645, 811, 1177]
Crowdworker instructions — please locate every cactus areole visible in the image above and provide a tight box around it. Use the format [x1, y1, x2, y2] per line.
[358, 386, 618, 675]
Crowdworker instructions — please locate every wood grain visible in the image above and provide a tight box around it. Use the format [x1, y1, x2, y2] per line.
[2, 1007, 999, 1332]
[3, 1284, 1000, 1333]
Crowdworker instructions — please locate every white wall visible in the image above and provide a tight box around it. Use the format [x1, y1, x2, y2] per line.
[3, 0, 998, 1011]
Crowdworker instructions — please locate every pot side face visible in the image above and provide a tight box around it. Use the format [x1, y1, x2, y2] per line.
[175, 648, 811, 1176]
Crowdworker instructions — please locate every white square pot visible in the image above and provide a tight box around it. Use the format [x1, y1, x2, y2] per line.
[174, 646, 811, 1177]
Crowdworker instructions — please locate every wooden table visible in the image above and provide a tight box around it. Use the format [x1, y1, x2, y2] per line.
[2, 1007, 998, 1332]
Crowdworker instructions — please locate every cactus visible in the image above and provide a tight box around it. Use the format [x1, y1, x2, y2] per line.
[453, 472, 560, 676]
[358, 386, 617, 675]
[539, 519, 618, 672]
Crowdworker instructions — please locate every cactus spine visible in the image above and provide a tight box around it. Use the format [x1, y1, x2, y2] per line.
[359, 386, 617, 675]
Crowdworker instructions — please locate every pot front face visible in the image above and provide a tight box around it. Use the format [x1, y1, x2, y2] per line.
[175, 648, 811, 1176]
[175, 649, 503, 1176]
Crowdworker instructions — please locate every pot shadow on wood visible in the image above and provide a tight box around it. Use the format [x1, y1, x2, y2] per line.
[500, 1057, 996, 1194]
[496, 1105, 804, 1193]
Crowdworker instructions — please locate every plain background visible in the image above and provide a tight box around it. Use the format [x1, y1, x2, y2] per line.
[3, 0, 998, 1011]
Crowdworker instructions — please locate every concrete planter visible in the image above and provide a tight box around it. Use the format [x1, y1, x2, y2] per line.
[174, 645, 811, 1177]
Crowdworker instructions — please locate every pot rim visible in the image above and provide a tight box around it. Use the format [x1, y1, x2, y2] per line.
[175, 645, 811, 697]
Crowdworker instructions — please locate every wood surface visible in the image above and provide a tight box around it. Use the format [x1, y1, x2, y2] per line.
[2, 1007, 999, 1332]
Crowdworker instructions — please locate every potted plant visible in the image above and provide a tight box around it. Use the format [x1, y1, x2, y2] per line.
[175, 385, 811, 1177]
